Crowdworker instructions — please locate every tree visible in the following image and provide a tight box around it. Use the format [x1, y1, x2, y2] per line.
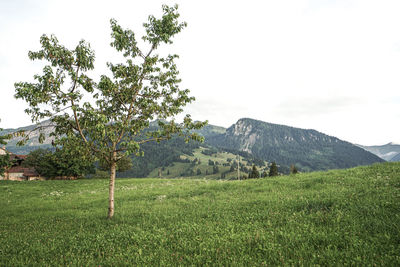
[269, 162, 279, 177]
[249, 165, 260, 179]
[23, 147, 95, 178]
[23, 149, 53, 177]
[14, 5, 206, 218]
[261, 170, 268, 178]
[196, 168, 201, 175]
[0, 153, 13, 177]
[52, 140, 96, 177]
[290, 164, 298, 174]
[212, 165, 219, 174]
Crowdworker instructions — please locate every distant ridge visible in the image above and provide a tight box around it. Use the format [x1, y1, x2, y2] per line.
[359, 143, 400, 162]
[390, 153, 400, 162]
[206, 118, 384, 171]
[388, 142, 400, 145]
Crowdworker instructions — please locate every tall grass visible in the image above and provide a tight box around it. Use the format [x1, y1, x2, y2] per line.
[1, 162, 399, 265]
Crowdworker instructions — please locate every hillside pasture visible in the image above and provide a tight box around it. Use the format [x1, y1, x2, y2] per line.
[148, 147, 268, 179]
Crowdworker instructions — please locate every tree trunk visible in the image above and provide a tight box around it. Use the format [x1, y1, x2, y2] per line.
[108, 153, 117, 219]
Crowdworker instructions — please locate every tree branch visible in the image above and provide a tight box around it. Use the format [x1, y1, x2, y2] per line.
[116, 45, 156, 144]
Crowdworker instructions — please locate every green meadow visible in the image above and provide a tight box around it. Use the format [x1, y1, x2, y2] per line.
[1, 162, 399, 266]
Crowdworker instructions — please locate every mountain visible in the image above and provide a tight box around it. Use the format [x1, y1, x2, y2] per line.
[390, 153, 400, 162]
[358, 143, 400, 162]
[0, 120, 54, 154]
[2, 118, 385, 175]
[207, 118, 384, 172]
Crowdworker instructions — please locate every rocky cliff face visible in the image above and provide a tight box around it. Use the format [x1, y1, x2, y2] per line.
[228, 119, 259, 153]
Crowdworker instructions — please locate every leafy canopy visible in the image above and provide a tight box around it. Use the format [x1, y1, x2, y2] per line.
[23, 146, 95, 179]
[14, 4, 206, 165]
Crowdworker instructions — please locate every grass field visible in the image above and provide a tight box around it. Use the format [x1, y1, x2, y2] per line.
[1, 162, 400, 265]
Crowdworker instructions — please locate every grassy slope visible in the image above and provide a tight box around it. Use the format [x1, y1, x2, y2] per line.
[1, 162, 399, 265]
[147, 147, 268, 179]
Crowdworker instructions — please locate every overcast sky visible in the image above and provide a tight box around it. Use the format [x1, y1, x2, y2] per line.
[1, 0, 399, 146]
